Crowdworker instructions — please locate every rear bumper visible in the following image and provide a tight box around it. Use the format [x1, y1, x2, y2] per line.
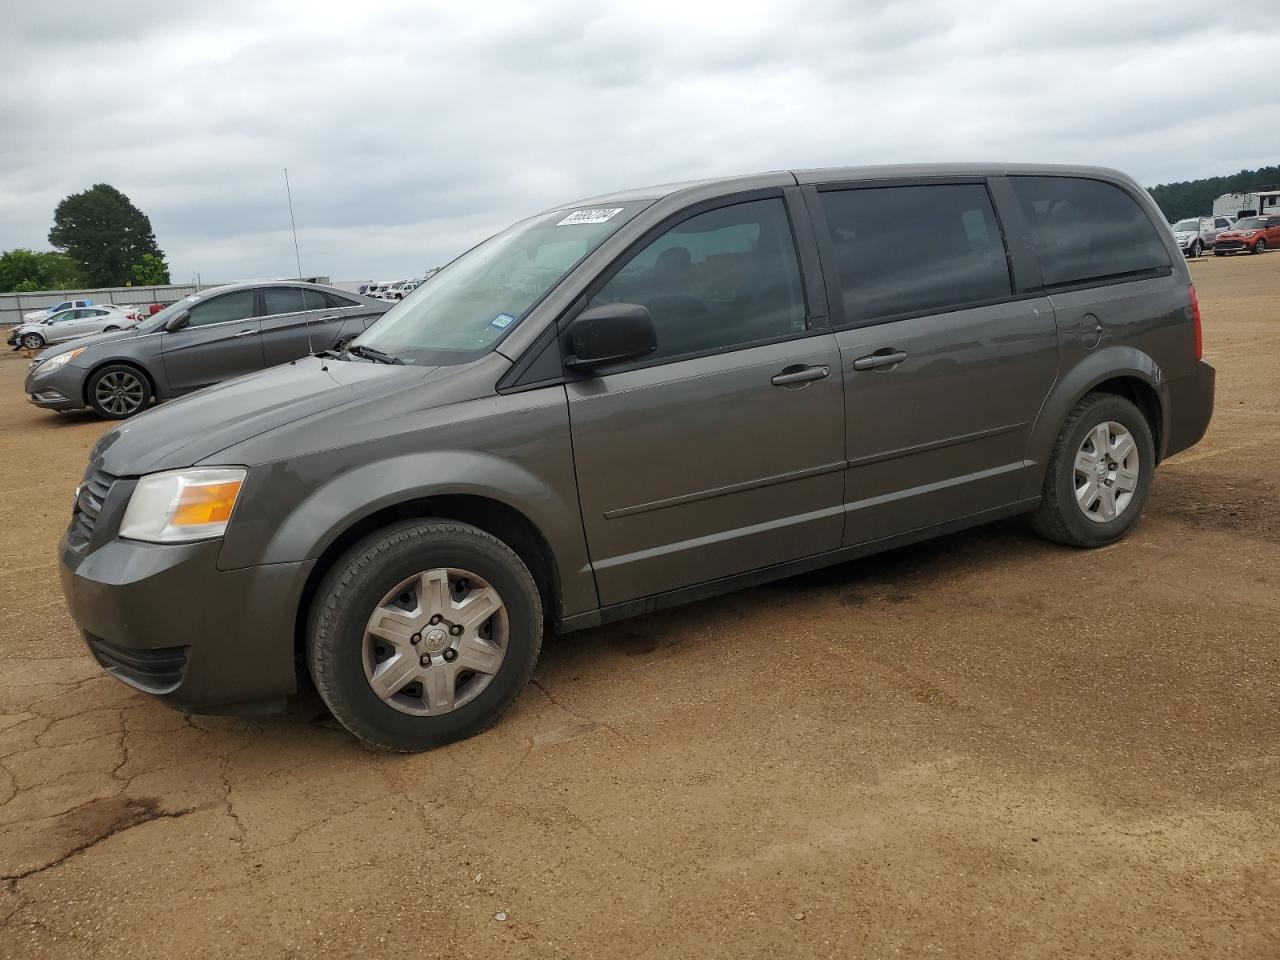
[60, 534, 313, 712]
[1163, 361, 1215, 461]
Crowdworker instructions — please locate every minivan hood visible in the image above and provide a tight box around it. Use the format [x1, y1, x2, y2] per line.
[89, 356, 439, 476]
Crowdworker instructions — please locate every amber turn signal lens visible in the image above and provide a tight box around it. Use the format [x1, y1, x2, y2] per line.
[170, 480, 243, 527]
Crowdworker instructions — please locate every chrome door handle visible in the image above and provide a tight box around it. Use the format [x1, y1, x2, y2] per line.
[771, 364, 831, 386]
[234, 329, 259, 337]
[852, 349, 907, 371]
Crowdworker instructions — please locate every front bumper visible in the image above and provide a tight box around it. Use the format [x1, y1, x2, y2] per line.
[1214, 240, 1247, 252]
[59, 532, 314, 712]
[24, 362, 88, 411]
[1162, 360, 1215, 461]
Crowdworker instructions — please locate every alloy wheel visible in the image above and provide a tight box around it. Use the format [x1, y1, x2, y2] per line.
[362, 567, 508, 716]
[94, 370, 146, 416]
[21, 335, 42, 350]
[1074, 421, 1139, 523]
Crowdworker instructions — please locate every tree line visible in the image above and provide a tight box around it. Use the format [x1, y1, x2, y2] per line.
[0, 184, 170, 293]
[1148, 165, 1280, 223]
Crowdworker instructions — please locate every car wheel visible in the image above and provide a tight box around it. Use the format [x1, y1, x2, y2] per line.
[86, 364, 152, 419]
[1030, 392, 1155, 548]
[102, 326, 120, 333]
[21, 333, 44, 350]
[1254, 239, 1267, 254]
[1190, 240, 1202, 258]
[307, 520, 543, 752]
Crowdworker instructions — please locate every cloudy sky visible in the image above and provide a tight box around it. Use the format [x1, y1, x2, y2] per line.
[1, 0, 1276, 283]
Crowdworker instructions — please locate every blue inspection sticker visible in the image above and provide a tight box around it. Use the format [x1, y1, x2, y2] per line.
[490, 314, 516, 330]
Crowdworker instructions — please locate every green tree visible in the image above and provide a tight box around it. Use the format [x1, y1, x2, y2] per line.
[48, 184, 166, 287]
[0, 248, 86, 292]
[131, 252, 171, 286]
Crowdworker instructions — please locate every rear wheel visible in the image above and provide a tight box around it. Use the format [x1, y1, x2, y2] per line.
[1031, 393, 1155, 548]
[21, 333, 44, 350]
[307, 521, 543, 752]
[86, 364, 152, 419]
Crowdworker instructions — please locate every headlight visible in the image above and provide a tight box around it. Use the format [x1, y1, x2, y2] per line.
[39, 347, 85, 372]
[119, 467, 247, 543]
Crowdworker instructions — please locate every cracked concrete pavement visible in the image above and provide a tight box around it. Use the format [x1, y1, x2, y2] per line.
[0, 254, 1277, 958]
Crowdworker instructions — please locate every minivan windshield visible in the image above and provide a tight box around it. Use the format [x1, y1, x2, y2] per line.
[1172, 219, 1199, 232]
[351, 202, 647, 365]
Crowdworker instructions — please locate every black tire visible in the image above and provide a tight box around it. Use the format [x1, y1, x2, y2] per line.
[1254, 239, 1267, 254]
[86, 363, 152, 419]
[1030, 392, 1155, 548]
[307, 520, 543, 752]
[21, 333, 44, 350]
[1190, 240, 1201, 258]
[102, 326, 120, 333]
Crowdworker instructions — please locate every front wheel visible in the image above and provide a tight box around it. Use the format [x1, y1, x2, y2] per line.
[1031, 393, 1155, 548]
[1189, 240, 1202, 258]
[21, 333, 44, 350]
[1254, 239, 1267, 254]
[86, 364, 152, 419]
[307, 521, 543, 752]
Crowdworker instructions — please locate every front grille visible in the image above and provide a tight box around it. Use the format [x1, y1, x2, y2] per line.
[1216, 240, 1244, 250]
[86, 634, 189, 694]
[68, 468, 115, 548]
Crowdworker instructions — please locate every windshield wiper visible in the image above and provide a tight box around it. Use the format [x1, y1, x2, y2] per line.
[346, 343, 404, 365]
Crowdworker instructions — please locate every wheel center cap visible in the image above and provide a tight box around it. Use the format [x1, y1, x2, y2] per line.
[422, 627, 450, 655]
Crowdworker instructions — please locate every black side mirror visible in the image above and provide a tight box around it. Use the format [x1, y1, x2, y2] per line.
[564, 303, 656, 370]
[165, 310, 191, 332]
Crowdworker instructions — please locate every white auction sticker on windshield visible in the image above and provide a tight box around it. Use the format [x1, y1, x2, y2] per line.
[557, 207, 624, 226]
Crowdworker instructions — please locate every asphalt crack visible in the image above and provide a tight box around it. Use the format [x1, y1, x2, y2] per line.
[2, 798, 199, 886]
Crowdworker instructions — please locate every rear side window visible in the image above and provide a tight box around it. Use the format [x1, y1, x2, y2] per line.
[303, 289, 330, 310]
[262, 287, 307, 315]
[326, 292, 360, 308]
[1010, 177, 1170, 287]
[818, 183, 1011, 324]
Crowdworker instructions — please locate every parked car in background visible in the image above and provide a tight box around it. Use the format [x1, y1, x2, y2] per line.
[1170, 217, 1217, 257]
[8, 305, 136, 350]
[1213, 215, 1280, 255]
[55, 163, 1214, 752]
[24, 280, 389, 419]
[21, 298, 94, 324]
[366, 282, 393, 300]
[387, 279, 421, 300]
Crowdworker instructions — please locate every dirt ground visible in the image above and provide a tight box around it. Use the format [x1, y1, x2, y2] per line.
[0, 254, 1276, 959]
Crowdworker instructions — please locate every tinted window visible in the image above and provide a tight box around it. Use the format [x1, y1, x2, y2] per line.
[186, 290, 257, 327]
[1010, 176, 1170, 287]
[818, 183, 1010, 324]
[1216, 218, 1231, 228]
[262, 287, 307, 315]
[325, 292, 360, 308]
[590, 198, 807, 362]
[303, 289, 329, 310]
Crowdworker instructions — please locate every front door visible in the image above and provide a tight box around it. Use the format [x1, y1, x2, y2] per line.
[565, 195, 846, 605]
[807, 180, 1059, 545]
[160, 288, 264, 393]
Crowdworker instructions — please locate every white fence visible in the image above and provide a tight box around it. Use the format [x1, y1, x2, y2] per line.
[0, 284, 213, 327]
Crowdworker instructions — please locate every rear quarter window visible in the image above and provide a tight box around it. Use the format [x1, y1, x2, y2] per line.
[1010, 176, 1170, 287]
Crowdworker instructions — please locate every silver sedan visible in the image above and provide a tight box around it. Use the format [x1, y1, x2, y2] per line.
[7, 306, 139, 350]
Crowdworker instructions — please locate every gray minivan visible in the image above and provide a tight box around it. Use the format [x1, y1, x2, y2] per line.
[59, 164, 1215, 751]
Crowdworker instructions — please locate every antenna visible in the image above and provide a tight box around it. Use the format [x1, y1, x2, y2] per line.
[284, 167, 313, 354]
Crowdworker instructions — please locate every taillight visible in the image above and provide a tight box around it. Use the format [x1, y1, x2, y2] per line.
[1188, 283, 1202, 360]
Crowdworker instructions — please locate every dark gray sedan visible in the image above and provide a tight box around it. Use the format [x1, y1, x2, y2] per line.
[24, 281, 390, 419]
